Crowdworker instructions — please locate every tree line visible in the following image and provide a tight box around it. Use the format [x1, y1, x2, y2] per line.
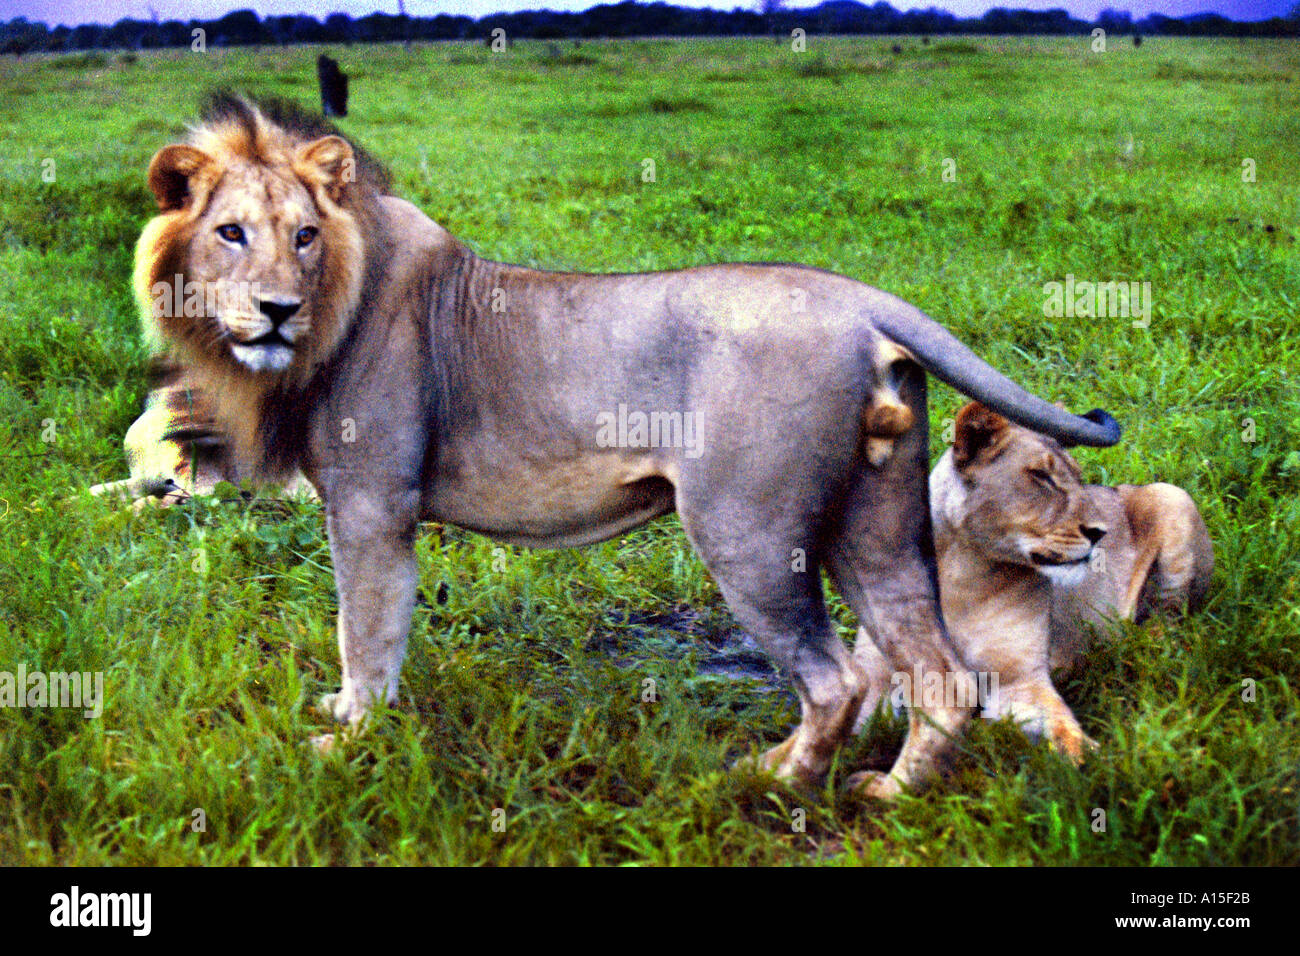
[3, 2, 1297, 55]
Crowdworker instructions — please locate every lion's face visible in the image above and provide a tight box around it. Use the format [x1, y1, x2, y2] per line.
[940, 402, 1108, 585]
[183, 163, 326, 373]
[137, 128, 365, 383]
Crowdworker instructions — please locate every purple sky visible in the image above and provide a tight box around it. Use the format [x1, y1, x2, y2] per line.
[7, 0, 1291, 28]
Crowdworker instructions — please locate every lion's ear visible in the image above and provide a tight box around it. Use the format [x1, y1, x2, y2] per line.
[953, 402, 1010, 469]
[147, 144, 214, 212]
[295, 135, 355, 203]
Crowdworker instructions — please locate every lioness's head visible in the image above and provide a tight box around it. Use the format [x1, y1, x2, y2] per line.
[935, 402, 1108, 585]
[135, 94, 388, 383]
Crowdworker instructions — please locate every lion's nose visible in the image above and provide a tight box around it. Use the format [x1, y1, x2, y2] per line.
[257, 297, 302, 327]
[1081, 524, 1107, 545]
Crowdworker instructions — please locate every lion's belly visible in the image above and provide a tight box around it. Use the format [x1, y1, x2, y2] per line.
[423, 451, 677, 548]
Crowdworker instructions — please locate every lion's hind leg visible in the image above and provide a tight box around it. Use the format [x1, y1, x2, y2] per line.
[726, 573, 867, 787]
[827, 536, 973, 799]
[825, 367, 972, 799]
[674, 502, 867, 787]
[849, 629, 900, 732]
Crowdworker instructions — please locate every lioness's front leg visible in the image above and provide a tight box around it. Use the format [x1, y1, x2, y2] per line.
[317, 487, 421, 730]
[985, 678, 1097, 765]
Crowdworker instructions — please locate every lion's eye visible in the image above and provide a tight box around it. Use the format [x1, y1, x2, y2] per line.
[1028, 468, 1057, 490]
[295, 226, 319, 249]
[216, 224, 245, 244]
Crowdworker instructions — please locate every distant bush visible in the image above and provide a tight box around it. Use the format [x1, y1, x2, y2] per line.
[535, 44, 598, 67]
[794, 54, 890, 79]
[49, 52, 108, 70]
[793, 54, 841, 78]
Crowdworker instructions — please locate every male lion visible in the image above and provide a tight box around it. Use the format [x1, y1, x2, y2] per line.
[130, 94, 1122, 798]
[909, 401, 1213, 762]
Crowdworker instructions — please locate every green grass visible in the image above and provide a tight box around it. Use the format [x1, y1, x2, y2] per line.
[0, 35, 1297, 865]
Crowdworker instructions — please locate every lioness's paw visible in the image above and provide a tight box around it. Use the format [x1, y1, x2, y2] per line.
[1047, 721, 1099, 766]
[847, 769, 905, 801]
[310, 732, 337, 754]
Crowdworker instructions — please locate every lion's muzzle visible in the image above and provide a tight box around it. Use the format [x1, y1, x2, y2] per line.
[225, 295, 304, 373]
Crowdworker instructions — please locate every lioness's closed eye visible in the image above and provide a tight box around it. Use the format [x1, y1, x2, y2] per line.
[923, 401, 1214, 762]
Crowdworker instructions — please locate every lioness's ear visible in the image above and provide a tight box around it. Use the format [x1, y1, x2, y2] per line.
[147, 144, 214, 212]
[953, 402, 1010, 469]
[295, 135, 355, 203]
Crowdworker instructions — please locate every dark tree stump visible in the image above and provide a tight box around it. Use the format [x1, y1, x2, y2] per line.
[317, 54, 349, 118]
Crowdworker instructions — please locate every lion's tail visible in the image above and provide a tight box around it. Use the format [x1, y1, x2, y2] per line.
[868, 294, 1121, 448]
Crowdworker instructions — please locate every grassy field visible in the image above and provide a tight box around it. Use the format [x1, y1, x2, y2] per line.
[0, 34, 1297, 865]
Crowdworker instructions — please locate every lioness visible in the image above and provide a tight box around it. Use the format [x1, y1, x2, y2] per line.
[89, 359, 313, 506]
[129, 94, 1123, 798]
[910, 401, 1212, 761]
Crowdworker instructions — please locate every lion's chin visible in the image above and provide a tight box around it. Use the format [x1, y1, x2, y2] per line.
[1034, 557, 1092, 588]
[231, 342, 294, 374]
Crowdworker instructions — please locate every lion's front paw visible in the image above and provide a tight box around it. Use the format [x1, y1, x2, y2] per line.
[847, 769, 905, 801]
[317, 680, 386, 726]
[732, 735, 823, 788]
[315, 693, 366, 753]
[765, 734, 831, 787]
[732, 738, 786, 774]
[317, 690, 349, 722]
